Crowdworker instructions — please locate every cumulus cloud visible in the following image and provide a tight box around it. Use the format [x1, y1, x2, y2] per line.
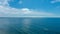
[51, 0, 60, 3]
[0, 0, 54, 17]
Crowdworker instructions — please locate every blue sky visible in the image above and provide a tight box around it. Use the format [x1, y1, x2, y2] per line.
[0, 0, 60, 17]
[9, 0, 60, 10]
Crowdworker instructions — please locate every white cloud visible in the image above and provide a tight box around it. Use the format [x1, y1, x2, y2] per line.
[0, 0, 9, 7]
[0, 0, 54, 17]
[51, 0, 60, 3]
[0, 6, 54, 17]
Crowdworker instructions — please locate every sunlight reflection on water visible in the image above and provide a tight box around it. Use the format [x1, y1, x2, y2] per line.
[21, 18, 31, 34]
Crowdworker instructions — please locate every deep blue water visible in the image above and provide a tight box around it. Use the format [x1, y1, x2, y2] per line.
[0, 17, 60, 34]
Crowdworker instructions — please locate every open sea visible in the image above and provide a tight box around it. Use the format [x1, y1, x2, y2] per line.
[0, 17, 60, 34]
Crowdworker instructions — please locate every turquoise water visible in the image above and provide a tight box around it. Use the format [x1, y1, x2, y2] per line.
[0, 17, 60, 34]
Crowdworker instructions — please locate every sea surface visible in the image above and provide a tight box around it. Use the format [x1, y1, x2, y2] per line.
[0, 17, 60, 34]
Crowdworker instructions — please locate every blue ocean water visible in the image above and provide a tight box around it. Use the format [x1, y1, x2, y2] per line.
[0, 17, 60, 34]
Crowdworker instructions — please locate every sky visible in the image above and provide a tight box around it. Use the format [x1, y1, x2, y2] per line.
[0, 0, 60, 17]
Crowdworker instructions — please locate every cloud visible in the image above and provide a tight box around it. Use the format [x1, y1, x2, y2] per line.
[0, 0, 54, 17]
[0, 0, 9, 7]
[51, 0, 60, 3]
[0, 6, 54, 17]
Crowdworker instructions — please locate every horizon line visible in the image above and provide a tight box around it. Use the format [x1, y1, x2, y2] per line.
[0, 16, 60, 18]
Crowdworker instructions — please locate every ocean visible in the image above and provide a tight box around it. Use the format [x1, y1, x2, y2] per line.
[0, 17, 60, 34]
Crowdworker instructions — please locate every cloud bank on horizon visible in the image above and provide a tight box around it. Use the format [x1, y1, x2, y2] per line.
[0, 0, 59, 17]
